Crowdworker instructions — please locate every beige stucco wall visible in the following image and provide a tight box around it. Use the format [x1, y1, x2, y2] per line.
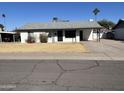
[83, 29, 93, 41]
[0, 28, 3, 32]
[20, 29, 99, 43]
[21, 32, 49, 43]
[82, 29, 103, 41]
[20, 32, 28, 43]
[34, 32, 49, 43]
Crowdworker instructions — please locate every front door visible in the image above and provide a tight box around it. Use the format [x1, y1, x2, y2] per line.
[80, 31, 83, 41]
[57, 30, 63, 41]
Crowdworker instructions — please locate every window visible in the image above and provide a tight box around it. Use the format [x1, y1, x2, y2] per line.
[65, 30, 76, 38]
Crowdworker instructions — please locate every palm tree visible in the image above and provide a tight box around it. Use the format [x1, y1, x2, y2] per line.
[93, 8, 100, 21]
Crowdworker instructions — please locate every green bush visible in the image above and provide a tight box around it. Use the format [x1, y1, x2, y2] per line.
[40, 34, 48, 43]
[26, 36, 35, 43]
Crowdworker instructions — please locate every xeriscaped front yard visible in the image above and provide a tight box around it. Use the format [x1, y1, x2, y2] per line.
[0, 43, 89, 53]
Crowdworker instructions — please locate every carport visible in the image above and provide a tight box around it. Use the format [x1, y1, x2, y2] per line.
[0, 32, 21, 42]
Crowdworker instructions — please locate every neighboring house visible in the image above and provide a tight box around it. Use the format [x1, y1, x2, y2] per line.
[0, 24, 20, 42]
[112, 19, 124, 40]
[16, 20, 102, 43]
[0, 24, 4, 32]
[101, 29, 112, 39]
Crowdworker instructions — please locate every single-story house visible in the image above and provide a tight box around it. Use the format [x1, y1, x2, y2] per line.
[112, 19, 124, 40]
[15, 20, 102, 43]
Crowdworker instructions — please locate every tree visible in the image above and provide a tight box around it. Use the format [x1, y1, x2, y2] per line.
[2, 14, 6, 18]
[98, 19, 115, 30]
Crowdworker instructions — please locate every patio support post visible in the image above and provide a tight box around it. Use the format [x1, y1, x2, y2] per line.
[98, 29, 100, 42]
[0, 34, 2, 42]
[52, 32, 54, 43]
[97, 29, 99, 42]
[93, 29, 95, 40]
[13, 34, 15, 42]
[97, 29, 100, 42]
[76, 30, 79, 42]
[63, 30, 65, 42]
[75, 31, 76, 42]
[97, 29, 98, 42]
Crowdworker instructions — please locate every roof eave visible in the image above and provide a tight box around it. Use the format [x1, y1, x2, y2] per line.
[16, 27, 102, 32]
[112, 19, 124, 30]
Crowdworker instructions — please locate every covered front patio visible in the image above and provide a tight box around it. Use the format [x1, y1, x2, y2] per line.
[48, 29, 78, 43]
[0, 32, 21, 42]
[47, 28, 101, 43]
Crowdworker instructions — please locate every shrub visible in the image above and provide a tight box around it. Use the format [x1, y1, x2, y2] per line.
[26, 36, 35, 43]
[40, 34, 48, 43]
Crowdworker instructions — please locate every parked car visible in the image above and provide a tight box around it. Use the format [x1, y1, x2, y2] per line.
[106, 31, 115, 39]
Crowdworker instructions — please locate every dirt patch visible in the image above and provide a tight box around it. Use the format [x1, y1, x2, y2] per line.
[0, 43, 89, 53]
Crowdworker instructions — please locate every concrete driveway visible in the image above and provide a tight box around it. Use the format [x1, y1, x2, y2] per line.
[0, 60, 124, 91]
[83, 39, 124, 53]
[82, 39, 124, 60]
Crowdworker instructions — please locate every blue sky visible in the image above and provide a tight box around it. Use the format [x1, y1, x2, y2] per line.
[0, 2, 124, 31]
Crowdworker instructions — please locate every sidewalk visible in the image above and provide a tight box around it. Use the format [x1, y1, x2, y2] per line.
[0, 52, 123, 60]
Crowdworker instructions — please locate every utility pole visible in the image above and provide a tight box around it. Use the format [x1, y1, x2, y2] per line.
[93, 8, 100, 42]
[2, 14, 6, 32]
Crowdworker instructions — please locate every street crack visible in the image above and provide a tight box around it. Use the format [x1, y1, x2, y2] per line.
[15, 62, 40, 84]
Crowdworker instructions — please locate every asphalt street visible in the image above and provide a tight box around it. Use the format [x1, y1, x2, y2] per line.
[0, 60, 124, 91]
